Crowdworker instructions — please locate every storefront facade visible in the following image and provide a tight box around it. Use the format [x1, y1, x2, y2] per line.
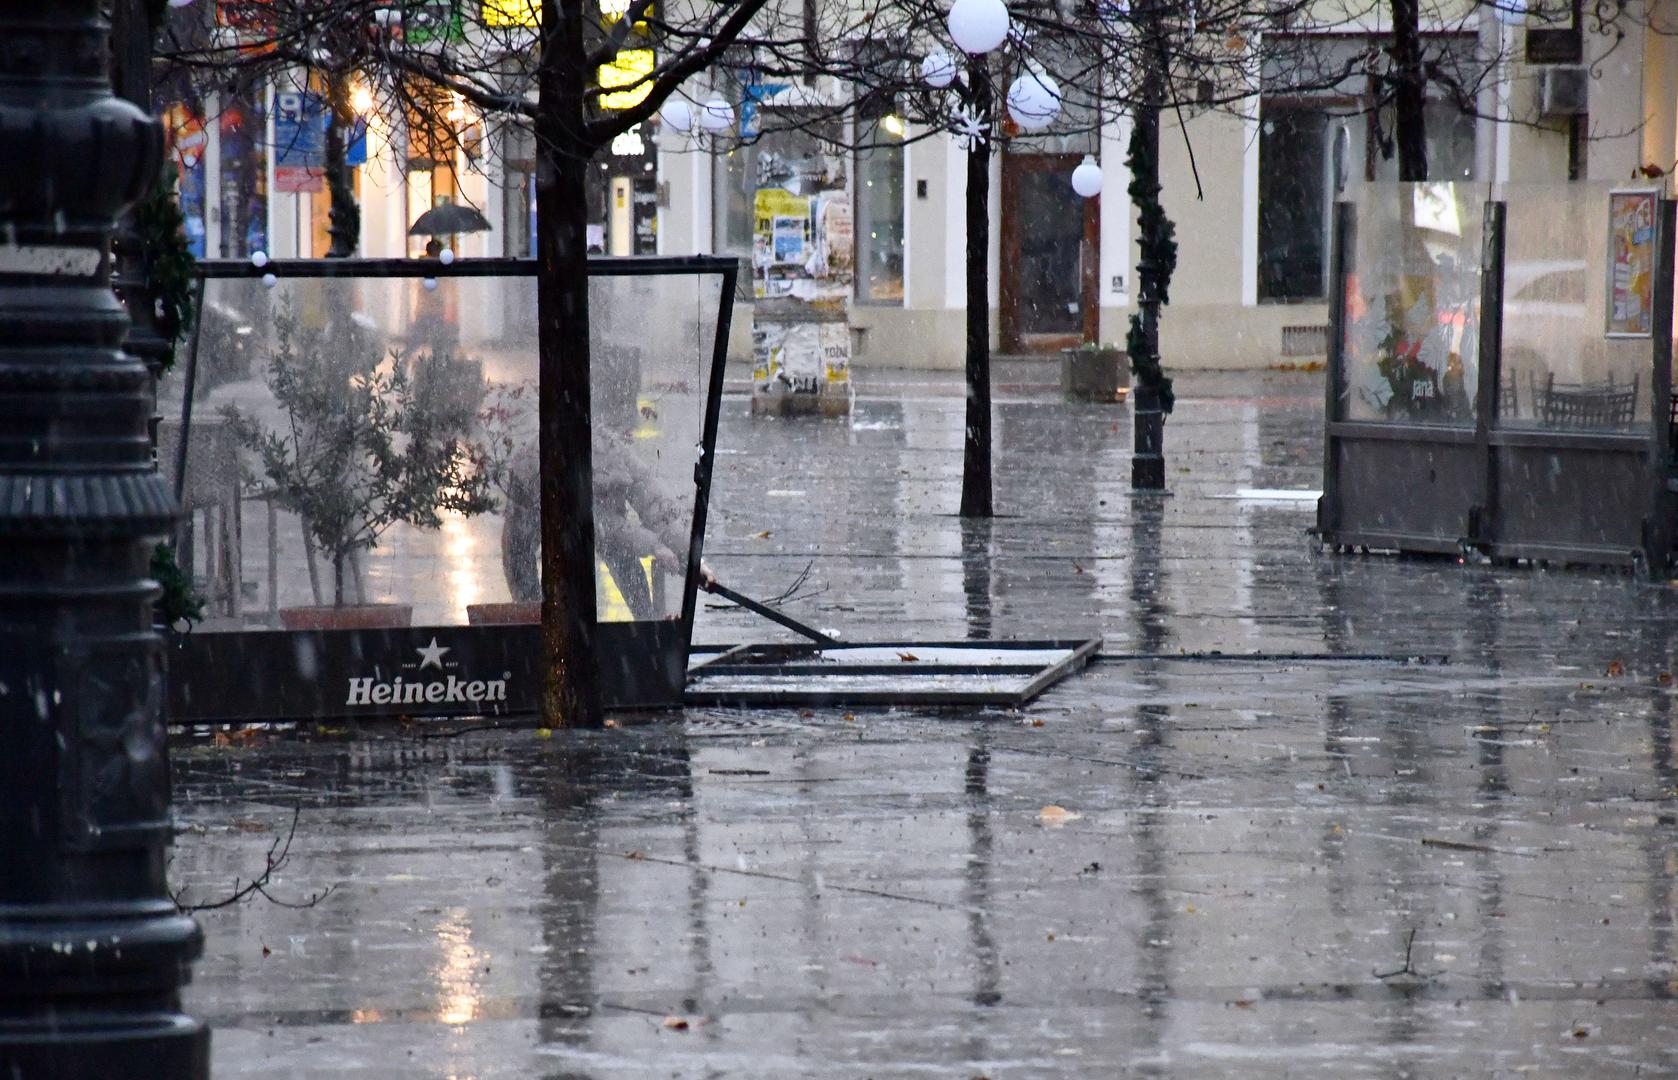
[164, 4, 1677, 371]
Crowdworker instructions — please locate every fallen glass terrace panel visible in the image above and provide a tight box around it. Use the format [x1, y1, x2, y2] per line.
[683, 639, 1102, 708]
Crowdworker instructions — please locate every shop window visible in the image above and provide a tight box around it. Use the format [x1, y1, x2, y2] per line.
[1257, 33, 1483, 303]
[217, 89, 268, 258]
[1258, 103, 1334, 302]
[855, 117, 905, 304]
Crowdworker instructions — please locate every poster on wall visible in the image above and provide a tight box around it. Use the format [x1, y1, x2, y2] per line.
[273, 91, 368, 194]
[1606, 188, 1658, 338]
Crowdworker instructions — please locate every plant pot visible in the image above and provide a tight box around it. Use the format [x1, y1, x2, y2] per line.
[1061, 347, 1130, 403]
[279, 603, 413, 631]
[466, 602, 541, 625]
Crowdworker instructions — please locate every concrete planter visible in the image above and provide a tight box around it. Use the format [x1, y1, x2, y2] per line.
[1060, 347, 1130, 403]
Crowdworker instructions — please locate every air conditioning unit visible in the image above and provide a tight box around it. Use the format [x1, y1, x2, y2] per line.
[1540, 66, 1589, 116]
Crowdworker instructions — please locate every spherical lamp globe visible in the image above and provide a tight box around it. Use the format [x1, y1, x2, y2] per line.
[947, 0, 1010, 54]
[1006, 71, 1061, 131]
[1071, 156, 1103, 197]
[659, 97, 694, 134]
[698, 98, 734, 134]
[921, 48, 958, 89]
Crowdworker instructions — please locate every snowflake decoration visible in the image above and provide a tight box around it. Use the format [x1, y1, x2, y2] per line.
[950, 105, 991, 151]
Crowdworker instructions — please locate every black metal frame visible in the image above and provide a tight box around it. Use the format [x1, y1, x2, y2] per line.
[684, 638, 1102, 708]
[166, 255, 737, 721]
[1315, 194, 1678, 573]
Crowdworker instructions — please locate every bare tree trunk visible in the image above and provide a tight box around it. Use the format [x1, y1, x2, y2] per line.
[959, 59, 994, 519]
[1389, 0, 1429, 182]
[333, 551, 346, 608]
[535, 0, 603, 728]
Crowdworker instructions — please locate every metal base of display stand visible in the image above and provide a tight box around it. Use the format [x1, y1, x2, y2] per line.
[685, 639, 1101, 708]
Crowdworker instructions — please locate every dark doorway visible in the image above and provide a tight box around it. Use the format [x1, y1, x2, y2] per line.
[1001, 152, 1099, 353]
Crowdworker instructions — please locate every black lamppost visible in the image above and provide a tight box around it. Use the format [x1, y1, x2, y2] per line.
[1125, 0, 1177, 491]
[0, 2, 207, 1076]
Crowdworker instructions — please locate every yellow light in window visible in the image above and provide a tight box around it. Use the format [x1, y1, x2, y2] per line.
[598, 48, 655, 110]
[600, 0, 632, 16]
[481, 0, 539, 27]
[880, 113, 906, 138]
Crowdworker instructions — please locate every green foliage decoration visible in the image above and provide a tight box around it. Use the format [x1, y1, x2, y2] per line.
[151, 541, 204, 629]
[1124, 115, 1178, 414]
[134, 176, 197, 371]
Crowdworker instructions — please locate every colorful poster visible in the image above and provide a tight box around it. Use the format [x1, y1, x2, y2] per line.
[1607, 189, 1657, 338]
[273, 90, 368, 193]
[772, 216, 806, 264]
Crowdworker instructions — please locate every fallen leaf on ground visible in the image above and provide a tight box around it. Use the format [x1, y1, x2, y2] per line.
[1038, 805, 1082, 826]
[1606, 660, 1625, 677]
[662, 1015, 689, 1030]
[754, 530, 772, 540]
[897, 651, 919, 662]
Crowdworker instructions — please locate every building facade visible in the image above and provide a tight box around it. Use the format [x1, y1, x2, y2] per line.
[163, 3, 1678, 370]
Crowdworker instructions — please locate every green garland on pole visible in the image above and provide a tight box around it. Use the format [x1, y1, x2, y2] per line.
[136, 174, 202, 627]
[132, 176, 197, 371]
[151, 542, 204, 630]
[1124, 114, 1177, 414]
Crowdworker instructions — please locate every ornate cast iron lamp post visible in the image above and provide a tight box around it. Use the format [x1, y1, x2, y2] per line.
[0, 2, 207, 1075]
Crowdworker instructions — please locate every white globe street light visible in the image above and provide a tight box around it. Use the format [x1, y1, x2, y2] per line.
[1494, 0, 1526, 25]
[697, 97, 734, 134]
[659, 97, 694, 133]
[1006, 71, 1061, 131]
[921, 48, 958, 89]
[1071, 155, 1102, 197]
[947, 0, 1010, 54]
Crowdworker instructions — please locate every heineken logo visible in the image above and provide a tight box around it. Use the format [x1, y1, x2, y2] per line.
[345, 637, 509, 707]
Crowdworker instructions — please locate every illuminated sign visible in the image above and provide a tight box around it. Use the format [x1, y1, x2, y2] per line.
[481, 0, 538, 26]
[598, 48, 654, 110]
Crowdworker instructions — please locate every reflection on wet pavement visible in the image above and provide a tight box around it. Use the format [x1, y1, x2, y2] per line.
[172, 369, 1678, 1076]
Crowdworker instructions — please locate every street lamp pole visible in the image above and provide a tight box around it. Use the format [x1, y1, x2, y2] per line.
[0, 2, 207, 1076]
[1126, 0, 1176, 491]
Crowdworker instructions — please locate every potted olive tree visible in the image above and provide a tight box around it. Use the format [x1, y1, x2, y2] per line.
[224, 302, 493, 629]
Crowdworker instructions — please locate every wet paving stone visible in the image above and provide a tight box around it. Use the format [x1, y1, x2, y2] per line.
[171, 368, 1678, 1077]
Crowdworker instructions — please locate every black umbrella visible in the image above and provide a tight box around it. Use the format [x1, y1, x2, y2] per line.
[408, 203, 493, 236]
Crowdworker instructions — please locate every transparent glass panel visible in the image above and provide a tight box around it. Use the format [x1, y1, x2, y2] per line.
[1337, 182, 1489, 425]
[1497, 182, 1655, 431]
[169, 270, 720, 631]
